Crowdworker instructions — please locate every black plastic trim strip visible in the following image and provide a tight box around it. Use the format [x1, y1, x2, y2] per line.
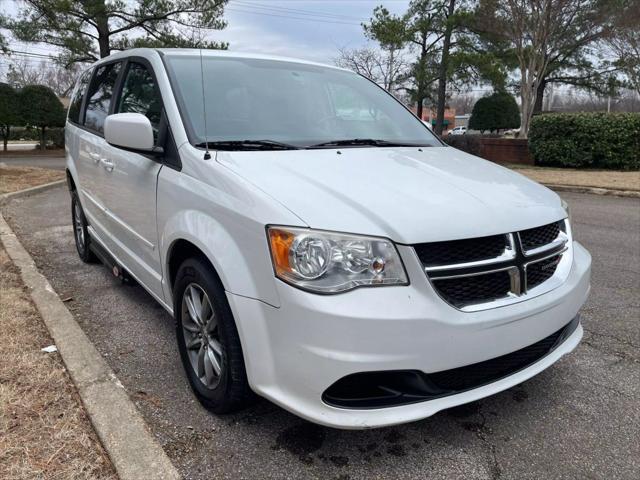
[322, 315, 580, 409]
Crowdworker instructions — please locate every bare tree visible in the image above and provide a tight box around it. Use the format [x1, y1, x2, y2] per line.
[448, 92, 478, 114]
[335, 46, 408, 94]
[6, 58, 80, 97]
[6, 58, 45, 87]
[553, 88, 640, 112]
[477, 0, 618, 137]
[362, 6, 409, 95]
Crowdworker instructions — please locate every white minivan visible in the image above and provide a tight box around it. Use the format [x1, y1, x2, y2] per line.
[65, 49, 591, 429]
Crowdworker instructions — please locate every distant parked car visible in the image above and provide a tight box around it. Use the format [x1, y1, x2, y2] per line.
[448, 126, 467, 136]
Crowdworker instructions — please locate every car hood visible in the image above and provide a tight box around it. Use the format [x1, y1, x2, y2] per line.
[217, 146, 565, 244]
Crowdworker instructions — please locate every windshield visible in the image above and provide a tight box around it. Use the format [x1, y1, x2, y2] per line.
[163, 54, 442, 149]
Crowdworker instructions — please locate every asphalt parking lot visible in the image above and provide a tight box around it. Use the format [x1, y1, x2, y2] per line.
[2, 186, 639, 479]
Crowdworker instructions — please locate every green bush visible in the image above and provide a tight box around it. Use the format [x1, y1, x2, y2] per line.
[468, 92, 520, 133]
[19, 85, 66, 151]
[48, 127, 65, 148]
[529, 113, 640, 170]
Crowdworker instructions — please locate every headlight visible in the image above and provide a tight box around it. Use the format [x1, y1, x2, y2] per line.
[267, 226, 408, 293]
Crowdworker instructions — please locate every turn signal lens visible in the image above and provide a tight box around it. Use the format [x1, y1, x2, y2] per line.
[268, 228, 295, 277]
[267, 226, 408, 293]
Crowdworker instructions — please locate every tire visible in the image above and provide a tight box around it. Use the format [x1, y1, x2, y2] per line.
[71, 192, 98, 263]
[173, 257, 254, 413]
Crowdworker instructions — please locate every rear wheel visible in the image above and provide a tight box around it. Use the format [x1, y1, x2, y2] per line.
[174, 257, 254, 413]
[71, 192, 97, 263]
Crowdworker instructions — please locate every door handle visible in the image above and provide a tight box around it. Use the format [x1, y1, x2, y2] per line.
[100, 158, 115, 172]
[88, 152, 101, 163]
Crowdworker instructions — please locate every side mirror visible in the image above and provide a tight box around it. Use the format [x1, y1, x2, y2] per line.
[104, 113, 154, 151]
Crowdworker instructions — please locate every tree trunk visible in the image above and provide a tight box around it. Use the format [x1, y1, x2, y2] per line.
[435, 0, 456, 136]
[387, 49, 395, 92]
[520, 88, 533, 139]
[3, 126, 8, 152]
[416, 33, 430, 121]
[98, 35, 110, 58]
[533, 79, 546, 114]
[40, 127, 46, 151]
[96, 10, 111, 58]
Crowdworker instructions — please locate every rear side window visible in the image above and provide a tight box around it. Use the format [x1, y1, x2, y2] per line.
[84, 62, 122, 134]
[68, 69, 92, 124]
[116, 62, 162, 142]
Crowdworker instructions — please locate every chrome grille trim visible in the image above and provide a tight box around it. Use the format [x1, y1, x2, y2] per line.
[430, 265, 521, 297]
[425, 234, 517, 272]
[519, 230, 568, 257]
[417, 219, 572, 312]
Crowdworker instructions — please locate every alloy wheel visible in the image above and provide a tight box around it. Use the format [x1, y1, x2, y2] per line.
[73, 201, 85, 251]
[181, 283, 224, 389]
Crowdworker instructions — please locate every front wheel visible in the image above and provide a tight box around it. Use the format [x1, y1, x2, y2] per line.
[71, 192, 97, 263]
[174, 257, 254, 413]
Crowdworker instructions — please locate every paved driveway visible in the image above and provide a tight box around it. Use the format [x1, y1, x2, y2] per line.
[2, 188, 639, 479]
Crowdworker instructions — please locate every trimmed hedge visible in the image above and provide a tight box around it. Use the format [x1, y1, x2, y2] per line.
[529, 113, 640, 170]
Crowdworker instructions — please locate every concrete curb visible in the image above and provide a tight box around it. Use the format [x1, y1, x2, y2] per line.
[0, 212, 181, 480]
[0, 180, 66, 204]
[544, 183, 640, 198]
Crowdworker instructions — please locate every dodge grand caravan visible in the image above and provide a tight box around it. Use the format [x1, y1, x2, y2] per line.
[65, 48, 591, 429]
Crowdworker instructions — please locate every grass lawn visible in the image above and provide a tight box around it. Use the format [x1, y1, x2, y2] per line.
[0, 166, 65, 195]
[0, 246, 116, 479]
[509, 165, 640, 191]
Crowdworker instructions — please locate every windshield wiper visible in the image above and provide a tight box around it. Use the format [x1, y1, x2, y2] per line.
[306, 139, 429, 149]
[195, 139, 300, 151]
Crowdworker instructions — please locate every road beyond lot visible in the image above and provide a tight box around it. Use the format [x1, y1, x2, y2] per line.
[2, 187, 639, 480]
[0, 155, 66, 171]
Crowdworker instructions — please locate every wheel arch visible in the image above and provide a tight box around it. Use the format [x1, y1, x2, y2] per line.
[66, 168, 76, 191]
[160, 210, 281, 309]
[167, 239, 222, 297]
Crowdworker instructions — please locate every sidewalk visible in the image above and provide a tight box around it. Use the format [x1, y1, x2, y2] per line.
[510, 165, 640, 194]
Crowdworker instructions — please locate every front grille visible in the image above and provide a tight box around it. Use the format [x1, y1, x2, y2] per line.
[434, 270, 512, 308]
[519, 221, 561, 251]
[414, 234, 508, 267]
[526, 254, 562, 289]
[415, 219, 568, 310]
[322, 316, 580, 409]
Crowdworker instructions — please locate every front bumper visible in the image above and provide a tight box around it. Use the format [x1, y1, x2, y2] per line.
[227, 241, 591, 429]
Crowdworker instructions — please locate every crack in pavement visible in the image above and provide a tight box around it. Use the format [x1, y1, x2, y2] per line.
[580, 333, 640, 365]
[582, 327, 640, 350]
[451, 406, 502, 479]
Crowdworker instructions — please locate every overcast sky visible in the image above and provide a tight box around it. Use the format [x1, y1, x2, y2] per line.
[209, 0, 410, 63]
[2, 0, 412, 65]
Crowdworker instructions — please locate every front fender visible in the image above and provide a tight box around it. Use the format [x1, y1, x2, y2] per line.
[160, 209, 281, 308]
